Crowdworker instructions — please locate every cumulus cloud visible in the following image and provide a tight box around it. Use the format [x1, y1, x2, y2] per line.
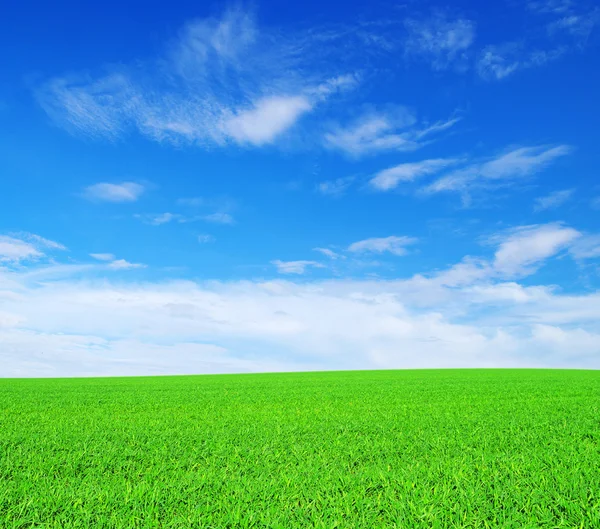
[348, 236, 418, 256]
[83, 182, 145, 203]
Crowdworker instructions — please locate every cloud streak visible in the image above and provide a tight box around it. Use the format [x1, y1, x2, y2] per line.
[348, 236, 418, 256]
[83, 182, 145, 203]
[324, 106, 460, 157]
[534, 189, 574, 211]
[425, 145, 571, 196]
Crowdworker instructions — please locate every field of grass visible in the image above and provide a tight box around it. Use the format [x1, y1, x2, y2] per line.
[1, 369, 599, 528]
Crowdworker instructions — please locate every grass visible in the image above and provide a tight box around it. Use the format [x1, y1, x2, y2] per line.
[1, 369, 599, 528]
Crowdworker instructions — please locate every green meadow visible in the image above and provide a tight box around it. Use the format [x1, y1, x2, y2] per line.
[1, 369, 599, 528]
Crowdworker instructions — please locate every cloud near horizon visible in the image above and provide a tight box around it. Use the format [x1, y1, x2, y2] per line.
[1, 223, 598, 376]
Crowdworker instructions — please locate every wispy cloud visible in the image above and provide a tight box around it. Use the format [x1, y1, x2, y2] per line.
[90, 253, 146, 269]
[404, 12, 476, 71]
[477, 43, 566, 80]
[490, 223, 580, 276]
[90, 253, 115, 262]
[527, 0, 573, 15]
[203, 212, 235, 225]
[37, 7, 357, 149]
[0, 236, 43, 263]
[0, 234, 66, 264]
[272, 260, 324, 274]
[313, 248, 341, 259]
[324, 106, 460, 157]
[83, 182, 145, 203]
[21, 234, 67, 251]
[534, 189, 574, 211]
[425, 145, 571, 196]
[135, 212, 187, 226]
[369, 158, 460, 191]
[316, 176, 355, 197]
[348, 236, 418, 256]
[198, 234, 215, 243]
[479, 1, 598, 80]
[107, 259, 146, 270]
[569, 234, 600, 260]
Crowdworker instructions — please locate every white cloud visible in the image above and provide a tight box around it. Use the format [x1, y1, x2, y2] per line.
[591, 196, 600, 210]
[480, 145, 571, 179]
[272, 260, 324, 274]
[348, 236, 418, 256]
[107, 259, 146, 270]
[313, 248, 340, 259]
[477, 44, 523, 80]
[149, 213, 179, 225]
[534, 189, 574, 211]
[83, 182, 145, 203]
[223, 95, 313, 146]
[203, 212, 235, 225]
[21, 234, 67, 251]
[527, 0, 573, 15]
[316, 177, 355, 197]
[0, 237, 43, 263]
[2, 235, 600, 377]
[90, 253, 115, 262]
[198, 235, 215, 243]
[404, 12, 476, 71]
[324, 107, 460, 157]
[569, 235, 600, 260]
[36, 7, 358, 149]
[0, 234, 66, 264]
[369, 158, 459, 191]
[135, 212, 182, 225]
[478, 1, 597, 81]
[426, 145, 571, 195]
[479, 45, 570, 81]
[490, 223, 581, 276]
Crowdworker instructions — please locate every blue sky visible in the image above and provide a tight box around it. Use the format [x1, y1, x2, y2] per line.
[1, 0, 600, 376]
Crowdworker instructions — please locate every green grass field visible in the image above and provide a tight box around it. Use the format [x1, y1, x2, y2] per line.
[1, 369, 599, 528]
